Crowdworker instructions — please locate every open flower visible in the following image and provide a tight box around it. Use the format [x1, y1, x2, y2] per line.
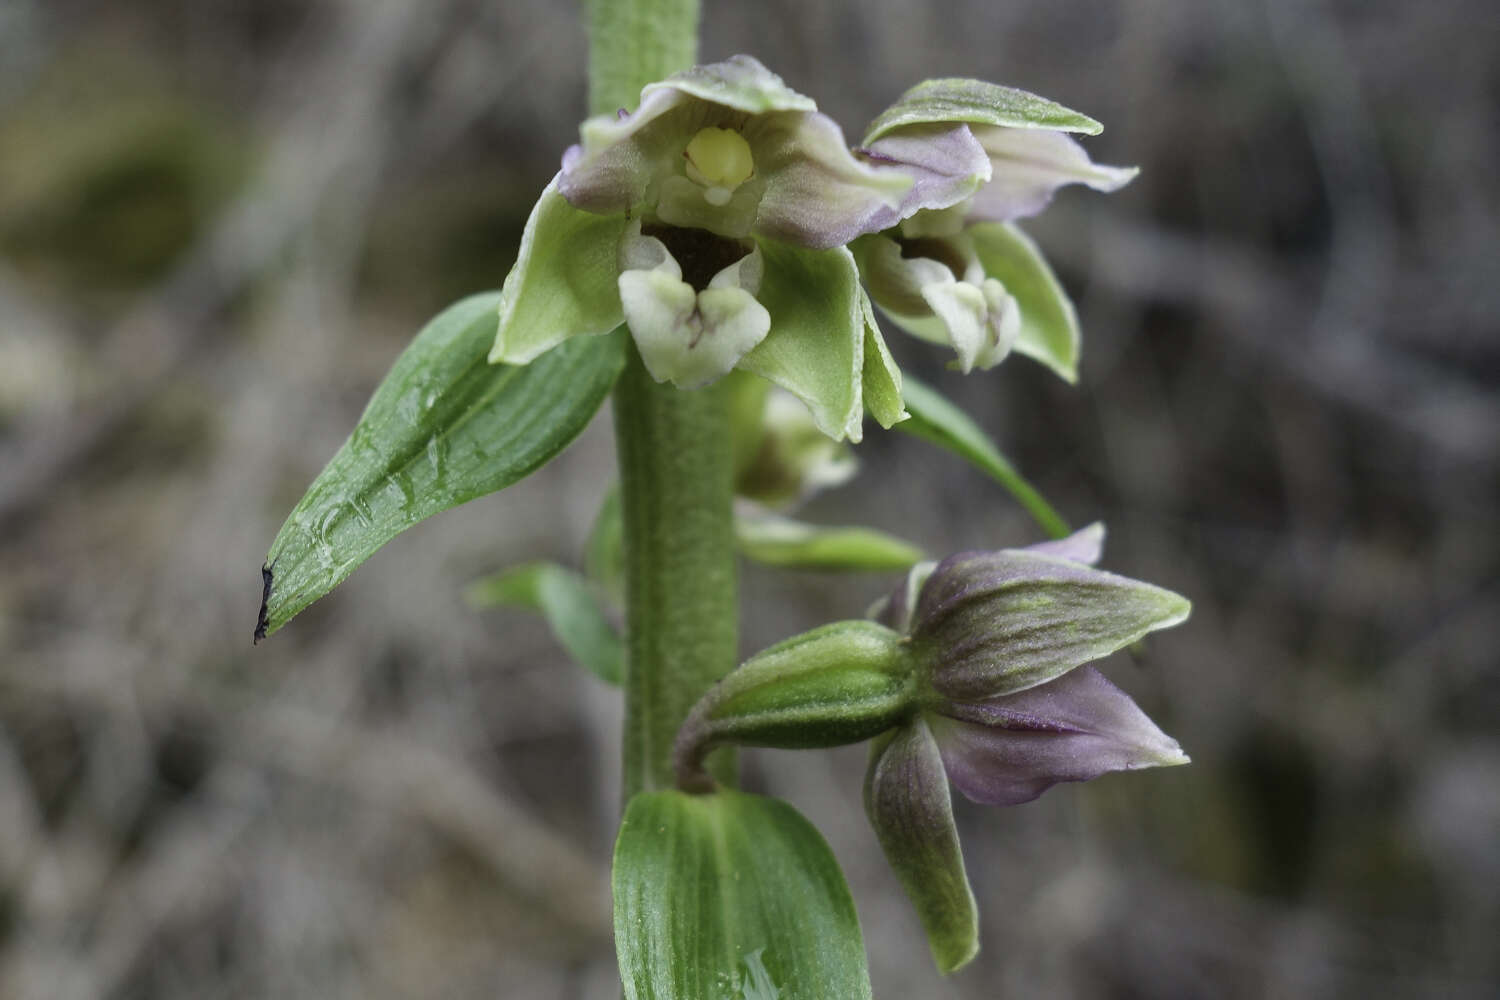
[673, 523, 1189, 972]
[488, 55, 921, 440]
[853, 80, 1138, 380]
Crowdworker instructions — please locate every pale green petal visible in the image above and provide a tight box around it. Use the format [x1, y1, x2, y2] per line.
[968, 126, 1138, 222]
[864, 78, 1104, 145]
[860, 293, 907, 428]
[740, 243, 868, 442]
[489, 177, 628, 366]
[852, 234, 953, 317]
[969, 222, 1080, 382]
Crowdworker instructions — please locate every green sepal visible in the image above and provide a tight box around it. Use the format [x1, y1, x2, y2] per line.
[488, 177, 628, 366]
[865, 719, 979, 974]
[969, 222, 1080, 382]
[465, 562, 623, 685]
[257, 296, 625, 639]
[864, 78, 1103, 145]
[898, 375, 1070, 539]
[614, 788, 873, 1000]
[740, 242, 870, 442]
[736, 514, 925, 572]
[674, 621, 915, 789]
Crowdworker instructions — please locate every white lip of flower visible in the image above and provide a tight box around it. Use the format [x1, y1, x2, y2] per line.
[857, 222, 1020, 374]
[616, 219, 771, 389]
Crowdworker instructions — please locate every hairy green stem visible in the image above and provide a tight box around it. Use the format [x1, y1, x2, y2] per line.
[586, 0, 700, 117]
[588, 0, 734, 798]
[614, 355, 738, 796]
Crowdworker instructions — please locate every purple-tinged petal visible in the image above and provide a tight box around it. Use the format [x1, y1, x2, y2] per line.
[860, 124, 992, 228]
[929, 666, 1188, 806]
[643, 54, 817, 114]
[559, 85, 691, 216]
[747, 110, 913, 249]
[911, 549, 1189, 700]
[966, 126, 1138, 223]
[1024, 522, 1105, 565]
[864, 720, 979, 973]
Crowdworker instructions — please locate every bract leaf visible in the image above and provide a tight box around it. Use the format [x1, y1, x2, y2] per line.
[864, 78, 1103, 145]
[898, 375, 1069, 539]
[258, 295, 625, 639]
[466, 562, 623, 685]
[969, 222, 1080, 382]
[614, 788, 873, 1000]
[740, 242, 868, 442]
[736, 514, 924, 572]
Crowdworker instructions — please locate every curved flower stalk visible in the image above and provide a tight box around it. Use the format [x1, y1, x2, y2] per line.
[489, 55, 920, 440]
[673, 524, 1189, 972]
[853, 79, 1138, 380]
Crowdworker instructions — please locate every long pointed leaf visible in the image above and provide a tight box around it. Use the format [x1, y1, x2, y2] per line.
[898, 375, 1069, 539]
[614, 789, 873, 1000]
[258, 294, 626, 639]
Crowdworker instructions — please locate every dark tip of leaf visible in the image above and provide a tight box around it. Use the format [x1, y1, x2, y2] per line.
[253, 561, 273, 644]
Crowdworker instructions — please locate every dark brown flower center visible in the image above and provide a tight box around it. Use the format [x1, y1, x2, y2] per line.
[643, 222, 752, 292]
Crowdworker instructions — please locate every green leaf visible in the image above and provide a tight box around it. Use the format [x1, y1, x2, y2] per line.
[488, 178, 629, 365]
[740, 242, 868, 443]
[258, 295, 626, 639]
[898, 375, 1070, 539]
[614, 788, 873, 1000]
[465, 562, 623, 685]
[864, 78, 1103, 145]
[736, 514, 924, 572]
[970, 222, 1080, 382]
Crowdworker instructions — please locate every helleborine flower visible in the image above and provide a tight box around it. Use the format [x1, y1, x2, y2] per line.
[672, 523, 1189, 973]
[865, 523, 1188, 971]
[853, 79, 1139, 381]
[488, 55, 917, 441]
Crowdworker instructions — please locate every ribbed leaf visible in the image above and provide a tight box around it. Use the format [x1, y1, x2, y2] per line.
[257, 294, 625, 639]
[898, 375, 1069, 539]
[465, 562, 623, 685]
[614, 789, 873, 1000]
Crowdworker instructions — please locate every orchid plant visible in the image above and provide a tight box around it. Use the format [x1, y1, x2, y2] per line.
[255, 2, 1188, 995]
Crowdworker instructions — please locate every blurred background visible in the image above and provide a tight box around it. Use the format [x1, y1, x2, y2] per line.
[1, 0, 1496, 997]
